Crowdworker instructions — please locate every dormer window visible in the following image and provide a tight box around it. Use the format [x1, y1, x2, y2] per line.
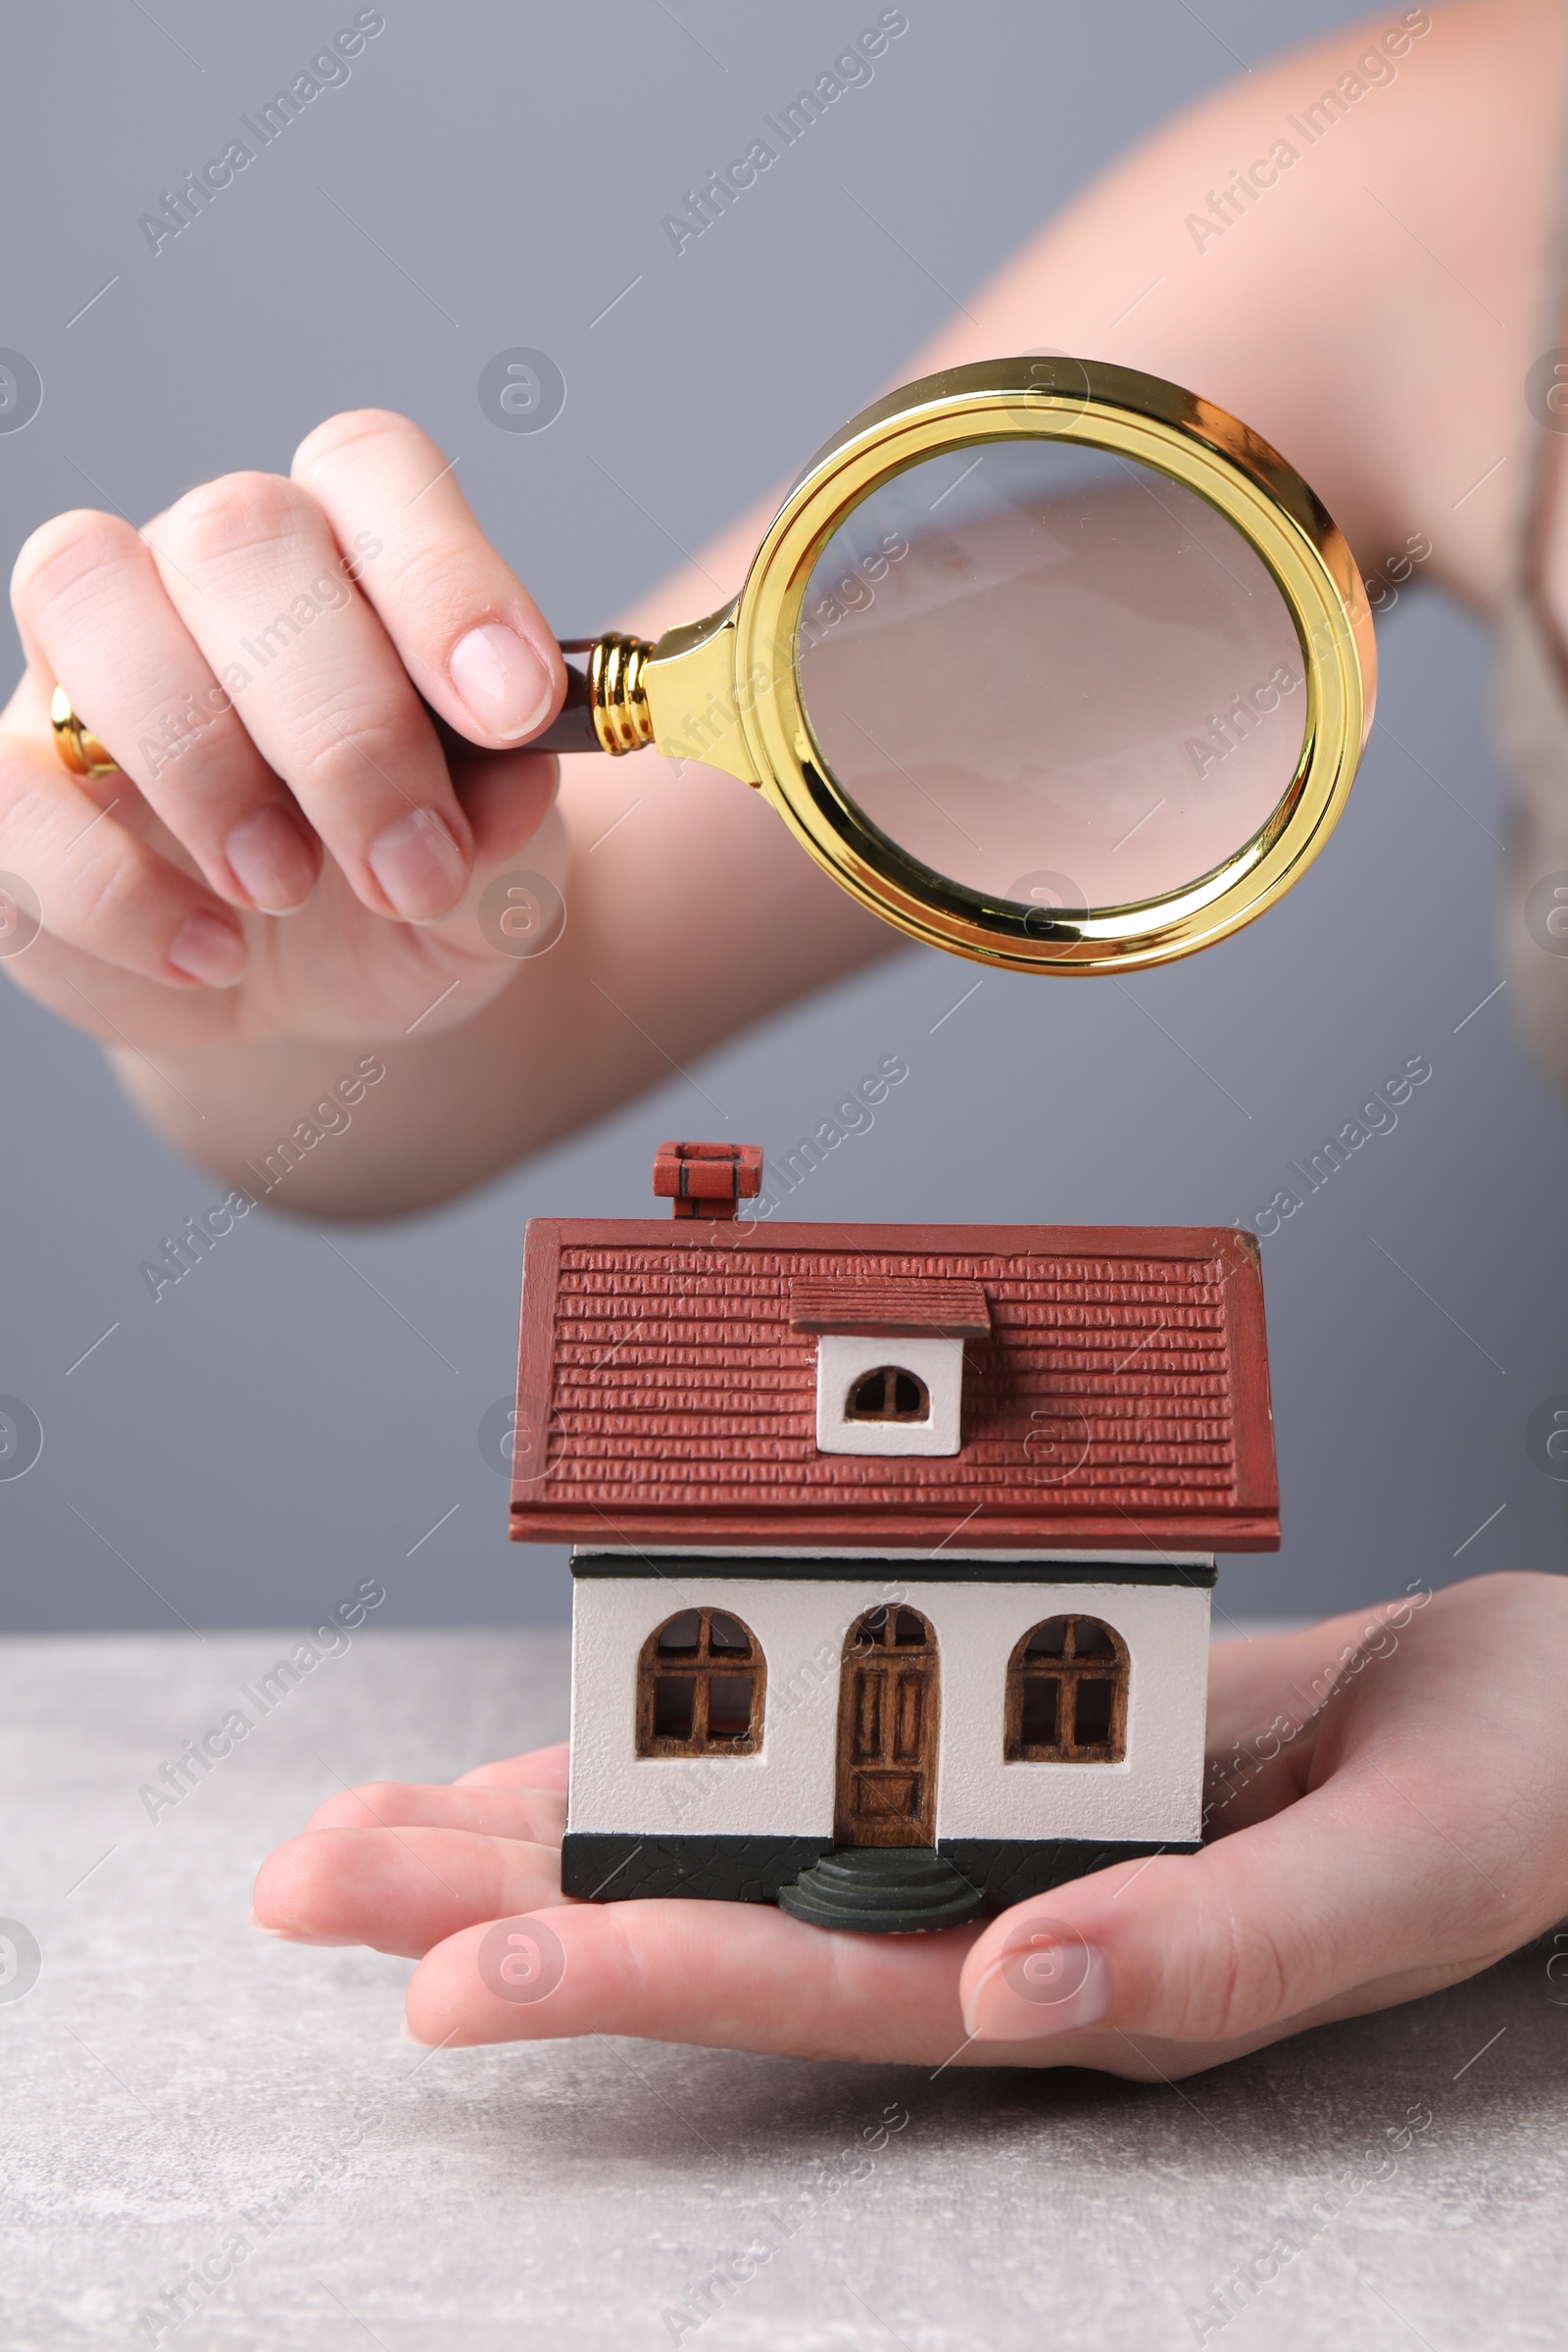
[790, 1276, 991, 1458]
[848, 1367, 931, 1423]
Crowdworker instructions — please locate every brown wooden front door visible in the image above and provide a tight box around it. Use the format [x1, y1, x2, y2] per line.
[833, 1606, 940, 1847]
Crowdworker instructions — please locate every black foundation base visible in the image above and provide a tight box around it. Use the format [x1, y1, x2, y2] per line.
[560, 1832, 1200, 1916]
[940, 1838, 1200, 1906]
[560, 1833, 833, 1904]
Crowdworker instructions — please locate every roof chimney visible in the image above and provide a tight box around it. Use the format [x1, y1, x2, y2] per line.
[653, 1140, 763, 1220]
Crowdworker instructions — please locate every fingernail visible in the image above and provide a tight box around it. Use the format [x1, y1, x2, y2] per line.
[167, 907, 247, 986]
[401, 2017, 435, 2046]
[367, 806, 467, 920]
[449, 621, 555, 742]
[247, 1913, 358, 1946]
[249, 1904, 360, 1945]
[223, 803, 318, 912]
[962, 1936, 1111, 2042]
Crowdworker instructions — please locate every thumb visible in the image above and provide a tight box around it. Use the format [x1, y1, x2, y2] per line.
[957, 1771, 1507, 2055]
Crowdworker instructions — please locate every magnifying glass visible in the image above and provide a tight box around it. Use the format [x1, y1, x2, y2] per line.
[536, 356, 1375, 974]
[51, 357, 1374, 974]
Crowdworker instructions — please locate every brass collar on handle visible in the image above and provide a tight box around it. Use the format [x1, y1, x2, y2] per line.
[586, 633, 655, 758]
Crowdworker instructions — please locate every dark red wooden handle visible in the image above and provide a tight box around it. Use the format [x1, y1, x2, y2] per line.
[421, 640, 603, 760]
[532, 638, 601, 753]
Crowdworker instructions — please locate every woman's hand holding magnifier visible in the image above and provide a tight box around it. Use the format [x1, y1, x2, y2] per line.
[15, 359, 1376, 1043]
[2, 408, 567, 1052]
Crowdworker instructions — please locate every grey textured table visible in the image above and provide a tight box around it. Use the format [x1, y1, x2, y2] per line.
[4, 1629, 1564, 2352]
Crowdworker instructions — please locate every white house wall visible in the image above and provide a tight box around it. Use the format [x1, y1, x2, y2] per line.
[566, 1576, 1211, 1846]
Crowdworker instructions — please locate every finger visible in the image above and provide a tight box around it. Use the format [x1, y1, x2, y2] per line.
[11, 509, 320, 914]
[454, 1741, 570, 1791]
[1205, 1602, 1413, 1744]
[1201, 1602, 1424, 1837]
[0, 728, 248, 987]
[405, 1896, 982, 2056]
[252, 1826, 567, 1957]
[302, 1778, 565, 1844]
[151, 469, 474, 921]
[429, 741, 562, 961]
[1202, 1626, 1332, 1838]
[292, 410, 564, 747]
[1202, 1727, 1318, 1840]
[958, 1759, 1542, 2070]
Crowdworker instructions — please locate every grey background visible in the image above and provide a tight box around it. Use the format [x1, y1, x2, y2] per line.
[0, 0, 1564, 1636]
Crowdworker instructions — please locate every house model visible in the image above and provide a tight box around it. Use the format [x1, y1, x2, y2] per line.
[510, 1142, 1278, 1933]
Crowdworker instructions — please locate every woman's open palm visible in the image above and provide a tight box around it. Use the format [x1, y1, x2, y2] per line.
[252, 1571, 1568, 2078]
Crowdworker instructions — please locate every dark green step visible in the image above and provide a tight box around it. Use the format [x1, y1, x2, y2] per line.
[778, 1846, 984, 1934]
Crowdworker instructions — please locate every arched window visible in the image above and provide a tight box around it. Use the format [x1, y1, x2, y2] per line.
[1004, 1615, 1127, 1762]
[847, 1366, 931, 1423]
[636, 1609, 765, 1757]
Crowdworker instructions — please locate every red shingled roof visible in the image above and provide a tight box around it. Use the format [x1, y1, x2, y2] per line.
[509, 1221, 1278, 1551]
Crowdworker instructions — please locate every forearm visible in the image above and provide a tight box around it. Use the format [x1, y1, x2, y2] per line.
[908, 0, 1562, 611]
[111, 759, 889, 1218]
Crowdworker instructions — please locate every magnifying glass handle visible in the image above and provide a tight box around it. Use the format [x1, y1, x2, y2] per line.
[529, 639, 600, 755]
[532, 634, 656, 757]
[423, 612, 753, 781]
[426, 633, 661, 757]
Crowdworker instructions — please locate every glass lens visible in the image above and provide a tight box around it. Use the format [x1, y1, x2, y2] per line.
[795, 439, 1306, 911]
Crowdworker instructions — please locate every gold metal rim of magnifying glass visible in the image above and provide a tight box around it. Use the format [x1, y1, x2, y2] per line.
[636, 356, 1377, 975]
